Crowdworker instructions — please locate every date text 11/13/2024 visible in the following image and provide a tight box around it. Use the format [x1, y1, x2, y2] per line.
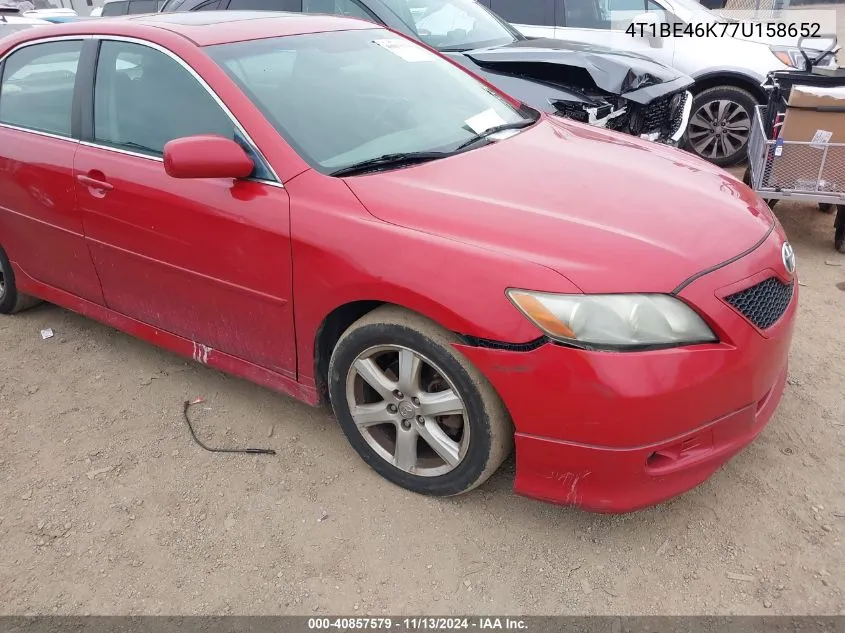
[627, 21, 822, 38]
[307, 618, 528, 631]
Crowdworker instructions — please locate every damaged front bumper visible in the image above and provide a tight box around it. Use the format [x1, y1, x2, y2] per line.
[634, 89, 693, 146]
[555, 89, 693, 146]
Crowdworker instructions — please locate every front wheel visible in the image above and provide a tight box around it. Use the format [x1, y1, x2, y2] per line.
[684, 86, 756, 167]
[328, 306, 513, 497]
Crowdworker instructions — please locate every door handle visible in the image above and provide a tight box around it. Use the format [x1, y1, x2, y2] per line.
[76, 174, 114, 191]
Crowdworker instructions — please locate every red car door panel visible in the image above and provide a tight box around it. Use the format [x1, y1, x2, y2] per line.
[71, 38, 296, 375]
[0, 40, 104, 303]
[74, 145, 295, 375]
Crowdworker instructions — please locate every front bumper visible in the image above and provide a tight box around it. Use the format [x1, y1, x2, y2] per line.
[455, 227, 797, 513]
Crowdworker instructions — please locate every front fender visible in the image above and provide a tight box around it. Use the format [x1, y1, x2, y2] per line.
[286, 170, 579, 383]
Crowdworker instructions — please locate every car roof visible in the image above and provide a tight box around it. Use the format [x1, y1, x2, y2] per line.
[7, 11, 379, 46]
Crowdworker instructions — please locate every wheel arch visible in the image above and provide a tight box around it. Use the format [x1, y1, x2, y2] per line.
[690, 72, 767, 103]
[308, 281, 545, 405]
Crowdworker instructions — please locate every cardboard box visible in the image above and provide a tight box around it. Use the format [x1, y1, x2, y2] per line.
[771, 84, 845, 192]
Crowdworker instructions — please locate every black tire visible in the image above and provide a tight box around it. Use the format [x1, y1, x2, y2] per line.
[328, 305, 513, 497]
[684, 85, 758, 167]
[742, 167, 778, 210]
[834, 205, 845, 253]
[0, 247, 40, 315]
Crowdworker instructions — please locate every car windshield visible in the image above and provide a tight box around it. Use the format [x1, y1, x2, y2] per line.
[207, 29, 533, 174]
[380, 0, 519, 51]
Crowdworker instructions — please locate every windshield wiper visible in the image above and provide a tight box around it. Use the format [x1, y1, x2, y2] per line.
[453, 119, 536, 153]
[329, 151, 451, 177]
[328, 119, 536, 177]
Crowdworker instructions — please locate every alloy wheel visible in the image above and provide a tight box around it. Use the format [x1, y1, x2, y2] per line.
[0, 262, 5, 302]
[688, 99, 751, 160]
[345, 344, 470, 477]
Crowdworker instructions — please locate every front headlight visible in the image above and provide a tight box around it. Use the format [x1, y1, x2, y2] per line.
[507, 289, 718, 350]
[770, 46, 835, 69]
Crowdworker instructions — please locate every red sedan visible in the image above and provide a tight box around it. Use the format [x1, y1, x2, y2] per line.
[0, 12, 796, 512]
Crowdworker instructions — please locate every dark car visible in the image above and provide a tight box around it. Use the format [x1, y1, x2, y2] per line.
[159, 0, 695, 144]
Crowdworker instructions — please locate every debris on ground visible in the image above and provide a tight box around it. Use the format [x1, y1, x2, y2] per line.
[726, 572, 755, 582]
[40, 329, 54, 340]
[86, 466, 115, 480]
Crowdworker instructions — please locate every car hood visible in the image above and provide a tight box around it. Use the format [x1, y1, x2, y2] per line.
[344, 117, 773, 294]
[460, 37, 694, 104]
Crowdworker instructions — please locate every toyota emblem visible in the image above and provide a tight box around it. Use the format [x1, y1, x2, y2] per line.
[782, 242, 796, 275]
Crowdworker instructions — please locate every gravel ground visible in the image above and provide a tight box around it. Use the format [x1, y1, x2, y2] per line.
[0, 196, 843, 616]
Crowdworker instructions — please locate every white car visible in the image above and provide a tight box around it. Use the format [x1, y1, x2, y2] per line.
[481, 0, 838, 165]
[0, 9, 51, 38]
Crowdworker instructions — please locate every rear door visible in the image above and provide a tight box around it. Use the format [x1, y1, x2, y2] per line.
[0, 38, 104, 303]
[73, 38, 296, 374]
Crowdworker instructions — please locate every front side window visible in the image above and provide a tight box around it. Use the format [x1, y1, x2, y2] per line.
[207, 28, 533, 173]
[380, 0, 518, 50]
[302, 0, 374, 21]
[93, 41, 235, 156]
[0, 40, 82, 137]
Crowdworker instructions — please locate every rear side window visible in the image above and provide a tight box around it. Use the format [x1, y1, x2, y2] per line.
[226, 0, 302, 9]
[0, 40, 82, 137]
[489, 0, 554, 26]
[101, 1, 129, 14]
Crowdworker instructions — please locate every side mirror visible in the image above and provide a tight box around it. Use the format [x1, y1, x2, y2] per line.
[629, 12, 664, 47]
[163, 135, 254, 180]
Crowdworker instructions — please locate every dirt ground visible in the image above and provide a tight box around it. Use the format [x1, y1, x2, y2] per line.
[1, 192, 844, 616]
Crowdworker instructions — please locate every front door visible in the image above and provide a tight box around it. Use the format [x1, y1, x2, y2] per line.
[74, 39, 296, 375]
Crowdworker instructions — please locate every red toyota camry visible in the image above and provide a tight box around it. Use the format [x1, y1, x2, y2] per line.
[0, 12, 796, 512]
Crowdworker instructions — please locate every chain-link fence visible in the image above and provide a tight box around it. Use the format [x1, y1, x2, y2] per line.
[723, 0, 790, 11]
